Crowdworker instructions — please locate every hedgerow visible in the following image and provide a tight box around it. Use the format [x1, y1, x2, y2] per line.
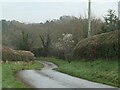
[74, 30, 119, 60]
[2, 46, 34, 61]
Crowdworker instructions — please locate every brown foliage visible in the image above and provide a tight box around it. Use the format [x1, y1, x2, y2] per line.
[2, 46, 34, 61]
[74, 30, 119, 60]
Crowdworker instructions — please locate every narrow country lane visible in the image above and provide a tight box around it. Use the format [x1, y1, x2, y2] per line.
[17, 61, 117, 88]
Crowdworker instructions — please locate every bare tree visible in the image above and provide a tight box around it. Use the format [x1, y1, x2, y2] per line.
[39, 34, 51, 56]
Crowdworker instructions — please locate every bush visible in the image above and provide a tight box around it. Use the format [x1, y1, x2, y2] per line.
[50, 49, 65, 59]
[74, 30, 119, 60]
[2, 46, 34, 61]
[32, 48, 48, 57]
[50, 33, 75, 60]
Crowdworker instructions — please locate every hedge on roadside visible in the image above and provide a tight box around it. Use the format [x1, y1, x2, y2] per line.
[74, 30, 119, 60]
[2, 46, 34, 61]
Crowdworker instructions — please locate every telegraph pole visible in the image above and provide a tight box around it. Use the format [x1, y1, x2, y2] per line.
[118, 1, 120, 19]
[88, 0, 91, 37]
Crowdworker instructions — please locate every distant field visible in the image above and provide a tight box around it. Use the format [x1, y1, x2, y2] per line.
[2, 61, 43, 88]
[41, 57, 119, 87]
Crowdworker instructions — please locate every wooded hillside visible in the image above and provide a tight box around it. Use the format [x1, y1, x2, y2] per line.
[1, 16, 103, 49]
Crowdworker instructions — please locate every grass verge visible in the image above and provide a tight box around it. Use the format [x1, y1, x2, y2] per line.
[0, 63, 2, 89]
[40, 57, 119, 87]
[2, 61, 43, 88]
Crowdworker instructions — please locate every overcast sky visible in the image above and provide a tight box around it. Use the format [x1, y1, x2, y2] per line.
[0, 0, 119, 23]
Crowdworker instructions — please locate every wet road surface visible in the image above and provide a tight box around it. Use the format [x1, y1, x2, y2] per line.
[17, 61, 116, 88]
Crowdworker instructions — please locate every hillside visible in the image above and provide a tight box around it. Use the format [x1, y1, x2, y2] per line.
[74, 30, 119, 60]
[1, 17, 102, 49]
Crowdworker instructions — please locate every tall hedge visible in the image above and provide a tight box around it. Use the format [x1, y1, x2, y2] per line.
[2, 46, 34, 61]
[74, 30, 119, 60]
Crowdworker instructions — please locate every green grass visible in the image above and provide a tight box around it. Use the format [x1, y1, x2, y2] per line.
[40, 57, 119, 87]
[2, 61, 43, 88]
[0, 63, 2, 90]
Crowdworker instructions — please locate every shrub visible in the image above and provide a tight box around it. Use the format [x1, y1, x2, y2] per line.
[51, 33, 75, 60]
[17, 50, 34, 61]
[32, 47, 48, 57]
[2, 46, 34, 61]
[74, 30, 119, 60]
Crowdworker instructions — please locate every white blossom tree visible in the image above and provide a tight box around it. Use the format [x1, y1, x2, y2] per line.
[52, 33, 75, 62]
